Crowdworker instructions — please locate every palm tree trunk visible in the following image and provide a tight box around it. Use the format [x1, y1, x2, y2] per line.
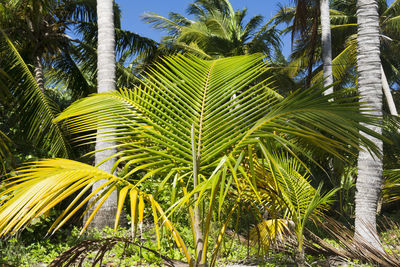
[295, 243, 305, 267]
[354, 0, 383, 248]
[320, 0, 333, 93]
[381, 66, 398, 116]
[191, 125, 204, 266]
[84, 0, 118, 229]
[33, 56, 45, 93]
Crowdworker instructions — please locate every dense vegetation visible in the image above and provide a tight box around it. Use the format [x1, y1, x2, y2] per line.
[1, 0, 400, 266]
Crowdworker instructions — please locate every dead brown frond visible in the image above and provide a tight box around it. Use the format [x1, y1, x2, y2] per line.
[49, 237, 181, 267]
[312, 217, 400, 266]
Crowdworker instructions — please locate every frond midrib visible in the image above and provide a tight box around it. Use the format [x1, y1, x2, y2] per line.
[197, 60, 217, 160]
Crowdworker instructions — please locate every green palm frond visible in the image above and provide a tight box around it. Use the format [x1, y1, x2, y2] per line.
[57, 54, 380, 180]
[264, 155, 337, 251]
[142, 12, 183, 37]
[56, 54, 279, 176]
[312, 35, 357, 84]
[383, 0, 400, 17]
[0, 31, 69, 157]
[0, 130, 12, 173]
[383, 169, 400, 203]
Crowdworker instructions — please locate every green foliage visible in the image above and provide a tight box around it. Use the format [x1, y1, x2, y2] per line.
[274, 0, 400, 86]
[143, 0, 281, 59]
[0, 53, 383, 266]
[0, 31, 69, 157]
[0, 130, 12, 173]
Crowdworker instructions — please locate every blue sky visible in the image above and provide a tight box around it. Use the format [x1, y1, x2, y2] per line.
[115, 0, 292, 56]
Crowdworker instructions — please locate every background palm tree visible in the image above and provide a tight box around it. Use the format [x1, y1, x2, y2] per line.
[0, 32, 70, 158]
[320, 0, 333, 92]
[0, 0, 157, 157]
[279, 0, 400, 94]
[291, 0, 333, 91]
[142, 0, 281, 59]
[0, 0, 96, 96]
[354, 0, 383, 247]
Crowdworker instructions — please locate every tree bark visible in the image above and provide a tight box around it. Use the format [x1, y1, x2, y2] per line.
[381, 66, 398, 116]
[191, 125, 204, 266]
[295, 245, 305, 267]
[320, 0, 333, 93]
[354, 0, 383, 248]
[84, 0, 118, 229]
[34, 56, 46, 93]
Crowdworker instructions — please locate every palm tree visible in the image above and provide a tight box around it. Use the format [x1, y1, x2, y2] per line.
[249, 155, 337, 266]
[320, 0, 333, 92]
[0, 54, 381, 266]
[0, 0, 157, 99]
[142, 0, 281, 59]
[0, 32, 69, 158]
[0, 0, 157, 227]
[279, 0, 399, 113]
[87, 0, 118, 229]
[0, 0, 94, 95]
[291, 0, 333, 91]
[354, 0, 383, 247]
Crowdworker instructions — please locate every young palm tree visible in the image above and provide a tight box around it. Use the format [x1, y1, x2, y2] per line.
[0, 54, 381, 266]
[354, 0, 383, 247]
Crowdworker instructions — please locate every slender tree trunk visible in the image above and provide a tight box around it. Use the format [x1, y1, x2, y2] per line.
[320, 0, 333, 93]
[354, 0, 383, 248]
[191, 125, 204, 266]
[33, 56, 45, 93]
[84, 0, 118, 229]
[381, 66, 398, 116]
[295, 242, 305, 267]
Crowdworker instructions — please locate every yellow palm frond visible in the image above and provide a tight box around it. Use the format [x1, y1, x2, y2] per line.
[0, 158, 191, 262]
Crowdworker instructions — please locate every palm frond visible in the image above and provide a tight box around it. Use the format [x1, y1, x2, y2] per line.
[0, 158, 191, 261]
[383, 169, 400, 203]
[56, 54, 279, 178]
[0, 31, 69, 157]
[142, 12, 183, 37]
[0, 130, 12, 173]
[57, 53, 381, 184]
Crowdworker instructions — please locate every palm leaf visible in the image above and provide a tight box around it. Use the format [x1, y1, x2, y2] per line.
[0, 30, 69, 157]
[56, 54, 380, 189]
[0, 158, 191, 262]
[0, 130, 12, 173]
[383, 169, 400, 203]
[56, 54, 279, 179]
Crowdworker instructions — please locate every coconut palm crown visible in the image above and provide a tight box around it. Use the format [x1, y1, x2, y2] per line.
[143, 0, 281, 59]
